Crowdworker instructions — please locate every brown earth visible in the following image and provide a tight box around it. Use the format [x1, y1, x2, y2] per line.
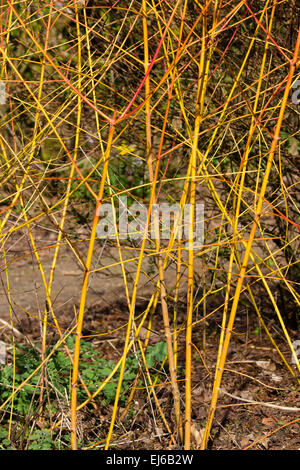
[0, 223, 299, 450]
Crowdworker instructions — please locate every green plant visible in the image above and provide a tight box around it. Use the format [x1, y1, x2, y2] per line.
[27, 429, 53, 450]
[0, 428, 13, 450]
[0, 339, 167, 449]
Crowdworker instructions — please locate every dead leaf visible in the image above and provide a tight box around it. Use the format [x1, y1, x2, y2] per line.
[191, 423, 204, 448]
[262, 417, 276, 427]
[155, 427, 163, 437]
[240, 437, 250, 448]
[288, 137, 299, 156]
[271, 373, 282, 383]
[256, 360, 276, 372]
[240, 390, 253, 400]
[261, 437, 270, 449]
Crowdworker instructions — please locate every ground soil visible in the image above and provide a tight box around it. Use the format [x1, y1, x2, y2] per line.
[0, 224, 299, 450]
